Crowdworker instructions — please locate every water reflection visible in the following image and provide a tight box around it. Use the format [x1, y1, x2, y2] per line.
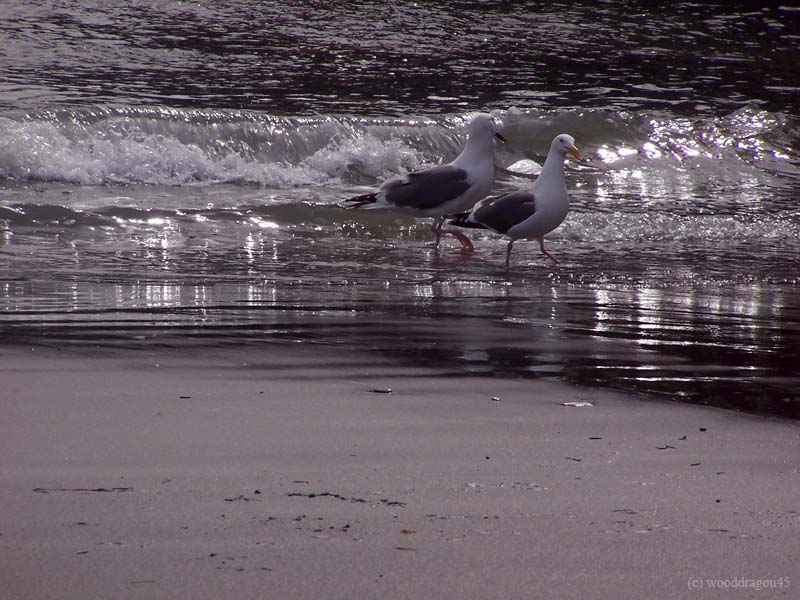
[1, 238, 798, 418]
[1, 161, 798, 419]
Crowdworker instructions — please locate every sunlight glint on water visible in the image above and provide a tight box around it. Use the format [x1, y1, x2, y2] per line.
[0, 1, 798, 417]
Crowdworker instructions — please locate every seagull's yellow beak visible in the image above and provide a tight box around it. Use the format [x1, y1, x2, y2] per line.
[568, 145, 580, 159]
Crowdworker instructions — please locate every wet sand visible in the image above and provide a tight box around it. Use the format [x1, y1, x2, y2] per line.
[1, 342, 797, 599]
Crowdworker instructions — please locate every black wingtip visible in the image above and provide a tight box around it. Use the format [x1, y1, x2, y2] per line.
[344, 193, 378, 208]
[448, 212, 487, 229]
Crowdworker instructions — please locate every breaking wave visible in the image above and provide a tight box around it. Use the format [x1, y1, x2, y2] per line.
[1, 104, 798, 245]
[0, 104, 797, 188]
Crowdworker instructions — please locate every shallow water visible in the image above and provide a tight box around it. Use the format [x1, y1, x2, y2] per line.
[1, 2, 799, 417]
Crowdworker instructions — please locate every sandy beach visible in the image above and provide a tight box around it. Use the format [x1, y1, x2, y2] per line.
[0, 342, 797, 599]
[2, 2, 799, 598]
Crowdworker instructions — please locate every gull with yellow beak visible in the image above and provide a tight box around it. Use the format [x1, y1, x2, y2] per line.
[345, 113, 505, 250]
[449, 134, 580, 267]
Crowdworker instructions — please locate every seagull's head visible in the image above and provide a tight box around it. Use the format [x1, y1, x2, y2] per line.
[553, 134, 580, 159]
[468, 113, 507, 143]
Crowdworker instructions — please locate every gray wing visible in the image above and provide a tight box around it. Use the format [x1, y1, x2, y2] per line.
[381, 165, 471, 211]
[472, 191, 537, 234]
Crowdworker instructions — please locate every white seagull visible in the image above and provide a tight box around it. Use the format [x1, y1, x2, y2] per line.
[345, 113, 504, 250]
[449, 134, 579, 267]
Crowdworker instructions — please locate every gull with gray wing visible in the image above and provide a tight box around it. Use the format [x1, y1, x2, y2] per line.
[345, 113, 504, 250]
[449, 134, 579, 266]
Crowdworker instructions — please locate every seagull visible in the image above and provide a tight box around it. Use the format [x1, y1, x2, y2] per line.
[449, 134, 579, 267]
[345, 113, 504, 250]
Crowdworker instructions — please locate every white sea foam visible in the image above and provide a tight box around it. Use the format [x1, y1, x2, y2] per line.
[0, 106, 796, 203]
[0, 110, 425, 187]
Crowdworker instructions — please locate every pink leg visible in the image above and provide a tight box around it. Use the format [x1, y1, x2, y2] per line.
[540, 239, 559, 265]
[431, 218, 444, 248]
[441, 228, 474, 251]
[505, 240, 514, 268]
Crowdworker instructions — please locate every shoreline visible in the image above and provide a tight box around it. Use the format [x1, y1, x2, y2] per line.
[1, 342, 797, 599]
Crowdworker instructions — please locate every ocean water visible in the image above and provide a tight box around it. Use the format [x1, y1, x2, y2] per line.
[1, 1, 799, 417]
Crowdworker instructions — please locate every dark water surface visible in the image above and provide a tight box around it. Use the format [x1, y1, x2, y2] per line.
[1, 1, 799, 417]
[2, 1, 799, 115]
